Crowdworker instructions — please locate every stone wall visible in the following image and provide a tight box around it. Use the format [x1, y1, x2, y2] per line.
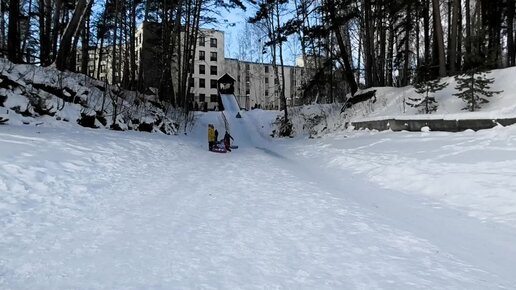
[351, 117, 516, 132]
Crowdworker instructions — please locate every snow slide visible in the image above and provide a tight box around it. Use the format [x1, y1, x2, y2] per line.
[220, 93, 241, 114]
[220, 103, 275, 152]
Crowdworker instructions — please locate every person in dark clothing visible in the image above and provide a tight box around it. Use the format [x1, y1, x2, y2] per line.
[214, 129, 219, 145]
[223, 131, 234, 151]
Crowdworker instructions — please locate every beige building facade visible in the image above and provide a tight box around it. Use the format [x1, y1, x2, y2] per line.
[78, 22, 304, 110]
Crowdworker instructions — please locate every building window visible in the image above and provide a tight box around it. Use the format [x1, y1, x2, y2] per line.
[210, 65, 217, 75]
[265, 66, 269, 73]
[265, 90, 269, 96]
[210, 79, 218, 89]
[246, 88, 250, 95]
[190, 63, 194, 73]
[199, 51, 205, 61]
[210, 38, 217, 48]
[210, 94, 217, 102]
[199, 94, 205, 102]
[245, 64, 250, 71]
[199, 64, 205, 74]
[199, 36, 205, 46]
[210, 52, 217, 61]
[189, 78, 194, 88]
[275, 78, 279, 85]
[199, 78, 205, 88]
[265, 77, 269, 84]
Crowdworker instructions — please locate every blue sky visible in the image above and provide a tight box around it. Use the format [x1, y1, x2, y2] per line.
[206, 4, 299, 65]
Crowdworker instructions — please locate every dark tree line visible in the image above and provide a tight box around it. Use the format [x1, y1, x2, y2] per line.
[250, 0, 513, 102]
[1, 0, 244, 112]
[1, 0, 513, 111]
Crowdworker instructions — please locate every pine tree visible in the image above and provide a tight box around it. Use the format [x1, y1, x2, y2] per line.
[453, 71, 502, 112]
[407, 66, 447, 114]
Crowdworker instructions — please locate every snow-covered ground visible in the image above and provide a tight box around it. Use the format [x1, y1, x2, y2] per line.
[1, 106, 515, 288]
[344, 66, 516, 122]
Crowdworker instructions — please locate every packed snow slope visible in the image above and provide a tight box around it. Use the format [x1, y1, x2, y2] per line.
[220, 93, 241, 114]
[1, 108, 516, 289]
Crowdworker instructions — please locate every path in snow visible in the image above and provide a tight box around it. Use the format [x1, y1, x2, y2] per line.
[0, 116, 514, 288]
[188, 108, 516, 288]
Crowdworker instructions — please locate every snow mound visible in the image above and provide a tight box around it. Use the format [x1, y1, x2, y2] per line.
[0, 59, 179, 134]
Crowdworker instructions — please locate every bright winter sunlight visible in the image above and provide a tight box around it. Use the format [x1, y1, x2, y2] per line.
[1, 0, 516, 289]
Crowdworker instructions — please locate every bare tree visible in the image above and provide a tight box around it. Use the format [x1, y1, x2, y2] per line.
[8, 0, 22, 63]
[432, 0, 446, 77]
[55, 0, 92, 70]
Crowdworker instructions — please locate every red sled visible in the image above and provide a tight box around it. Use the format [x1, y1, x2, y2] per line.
[210, 144, 227, 153]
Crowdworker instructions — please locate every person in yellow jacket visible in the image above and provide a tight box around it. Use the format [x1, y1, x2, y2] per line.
[208, 124, 216, 150]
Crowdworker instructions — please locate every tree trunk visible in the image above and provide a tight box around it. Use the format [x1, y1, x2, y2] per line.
[0, 0, 5, 57]
[387, 16, 394, 86]
[130, 0, 137, 89]
[275, 0, 288, 120]
[363, 0, 375, 87]
[508, 0, 515, 66]
[81, 23, 89, 74]
[111, 0, 119, 83]
[327, 0, 358, 95]
[465, 0, 472, 56]
[432, 0, 447, 77]
[55, 0, 91, 70]
[21, 0, 33, 62]
[38, 0, 49, 64]
[449, 0, 460, 74]
[415, 4, 420, 68]
[423, 0, 431, 65]
[402, 2, 411, 86]
[456, 3, 462, 71]
[378, 0, 386, 86]
[447, 0, 452, 68]
[51, 0, 62, 63]
[7, 0, 21, 63]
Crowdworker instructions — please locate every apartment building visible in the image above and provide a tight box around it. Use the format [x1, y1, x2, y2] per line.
[78, 22, 304, 110]
[75, 46, 115, 83]
[189, 28, 225, 109]
[224, 59, 303, 110]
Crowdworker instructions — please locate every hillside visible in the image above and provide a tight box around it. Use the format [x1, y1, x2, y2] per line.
[283, 66, 516, 138]
[0, 59, 178, 134]
[345, 67, 516, 121]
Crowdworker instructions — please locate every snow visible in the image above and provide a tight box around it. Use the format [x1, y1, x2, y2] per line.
[344, 67, 516, 122]
[220, 94, 242, 114]
[1, 107, 516, 289]
[2, 63, 516, 288]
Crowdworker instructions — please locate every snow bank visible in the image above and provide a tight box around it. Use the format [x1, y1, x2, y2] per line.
[0, 59, 178, 134]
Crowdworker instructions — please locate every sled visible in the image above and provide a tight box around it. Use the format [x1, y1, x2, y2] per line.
[230, 145, 238, 149]
[0, 117, 8, 124]
[211, 147, 227, 153]
[210, 144, 227, 153]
